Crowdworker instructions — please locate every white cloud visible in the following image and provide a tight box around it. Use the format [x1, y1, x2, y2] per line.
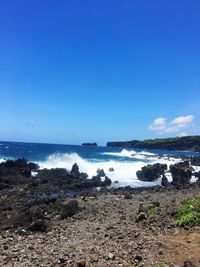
[171, 115, 194, 128]
[149, 115, 194, 135]
[148, 117, 166, 131]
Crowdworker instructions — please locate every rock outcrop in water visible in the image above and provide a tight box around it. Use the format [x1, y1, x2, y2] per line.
[136, 163, 167, 182]
[170, 161, 193, 187]
[81, 143, 97, 146]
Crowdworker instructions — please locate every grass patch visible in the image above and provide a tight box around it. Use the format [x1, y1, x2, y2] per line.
[148, 207, 157, 215]
[176, 194, 200, 227]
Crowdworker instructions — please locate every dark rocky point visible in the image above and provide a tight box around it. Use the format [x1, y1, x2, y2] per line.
[136, 163, 167, 182]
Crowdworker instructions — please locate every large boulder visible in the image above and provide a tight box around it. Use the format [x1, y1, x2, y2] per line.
[136, 163, 167, 182]
[170, 161, 192, 186]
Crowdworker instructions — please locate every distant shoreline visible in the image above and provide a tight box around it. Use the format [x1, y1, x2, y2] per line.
[107, 135, 200, 152]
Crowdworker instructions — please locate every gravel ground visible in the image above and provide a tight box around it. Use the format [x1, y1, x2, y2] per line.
[1, 185, 200, 267]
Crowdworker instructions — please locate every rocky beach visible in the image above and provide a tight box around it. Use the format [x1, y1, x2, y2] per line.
[0, 157, 200, 267]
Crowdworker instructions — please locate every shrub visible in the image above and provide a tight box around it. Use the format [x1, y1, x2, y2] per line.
[176, 195, 200, 227]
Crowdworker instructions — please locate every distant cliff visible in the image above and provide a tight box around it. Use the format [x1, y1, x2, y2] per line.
[107, 136, 200, 152]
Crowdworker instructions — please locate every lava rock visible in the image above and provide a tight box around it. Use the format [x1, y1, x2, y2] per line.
[136, 212, 147, 222]
[161, 174, 170, 187]
[136, 163, 167, 182]
[27, 220, 47, 232]
[61, 200, 79, 219]
[183, 259, 196, 267]
[70, 163, 80, 178]
[170, 161, 192, 186]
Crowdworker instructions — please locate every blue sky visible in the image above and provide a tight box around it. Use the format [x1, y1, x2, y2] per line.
[0, 0, 200, 145]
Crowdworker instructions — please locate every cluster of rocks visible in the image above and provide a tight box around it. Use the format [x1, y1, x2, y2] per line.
[0, 159, 112, 232]
[0, 158, 39, 190]
[136, 163, 167, 182]
[136, 158, 200, 188]
[0, 159, 111, 192]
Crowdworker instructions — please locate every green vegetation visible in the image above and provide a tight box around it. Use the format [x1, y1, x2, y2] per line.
[147, 207, 157, 215]
[107, 135, 200, 151]
[176, 195, 200, 227]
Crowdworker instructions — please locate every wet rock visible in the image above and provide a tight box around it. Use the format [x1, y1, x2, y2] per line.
[136, 163, 167, 182]
[161, 175, 170, 187]
[109, 167, 114, 172]
[61, 200, 79, 219]
[70, 163, 80, 178]
[101, 176, 112, 186]
[97, 168, 105, 177]
[170, 161, 192, 186]
[190, 157, 200, 166]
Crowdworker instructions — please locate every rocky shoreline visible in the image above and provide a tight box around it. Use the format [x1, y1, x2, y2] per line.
[0, 158, 200, 266]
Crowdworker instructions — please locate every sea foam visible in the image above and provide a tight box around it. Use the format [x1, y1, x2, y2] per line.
[102, 149, 156, 159]
[38, 152, 178, 187]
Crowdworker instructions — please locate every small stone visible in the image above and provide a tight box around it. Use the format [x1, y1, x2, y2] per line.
[136, 212, 147, 222]
[134, 255, 143, 262]
[183, 259, 196, 267]
[108, 253, 115, 260]
[124, 193, 133, 199]
[76, 258, 86, 267]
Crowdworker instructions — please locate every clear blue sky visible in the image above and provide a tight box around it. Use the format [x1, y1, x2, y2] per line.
[0, 0, 200, 145]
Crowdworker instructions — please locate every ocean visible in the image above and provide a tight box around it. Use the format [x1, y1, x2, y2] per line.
[0, 141, 199, 187]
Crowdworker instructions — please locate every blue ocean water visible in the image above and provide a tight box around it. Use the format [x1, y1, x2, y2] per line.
[0, 141, 199, 187]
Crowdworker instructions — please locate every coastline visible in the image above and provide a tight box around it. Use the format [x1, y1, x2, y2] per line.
[0, 157, 200, 266]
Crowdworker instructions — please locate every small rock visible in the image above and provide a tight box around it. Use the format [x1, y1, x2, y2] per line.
[138, 203, 147, 213]
[136, 212, 147, 222]
[134, 255, 142, 262]
[76, 258, 86, 267]
[108, 253, 115, 260]
[109, 167, 114, 172]
[152, 201, 160, 207]
[124, 193, 133, 199]
[183, 259, 196, 267]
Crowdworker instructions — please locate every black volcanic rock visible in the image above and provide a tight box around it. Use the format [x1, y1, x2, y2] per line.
[161, 175, 170, 187]
[61, 200, 79, 219]
[190, 157, 200, 166]
[71, 163, 80, 178]
[170, 161, 192, 186]
[136, 163, 167, 182]
[0, 158, 39, 188]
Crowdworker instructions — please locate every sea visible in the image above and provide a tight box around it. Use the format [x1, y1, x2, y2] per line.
[0, 141, 199, 188]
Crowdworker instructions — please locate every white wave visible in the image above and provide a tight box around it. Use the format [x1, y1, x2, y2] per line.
[0, 158, 5, 163]
[38, 152, 177, 187]
[102, 149, 157, 160]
